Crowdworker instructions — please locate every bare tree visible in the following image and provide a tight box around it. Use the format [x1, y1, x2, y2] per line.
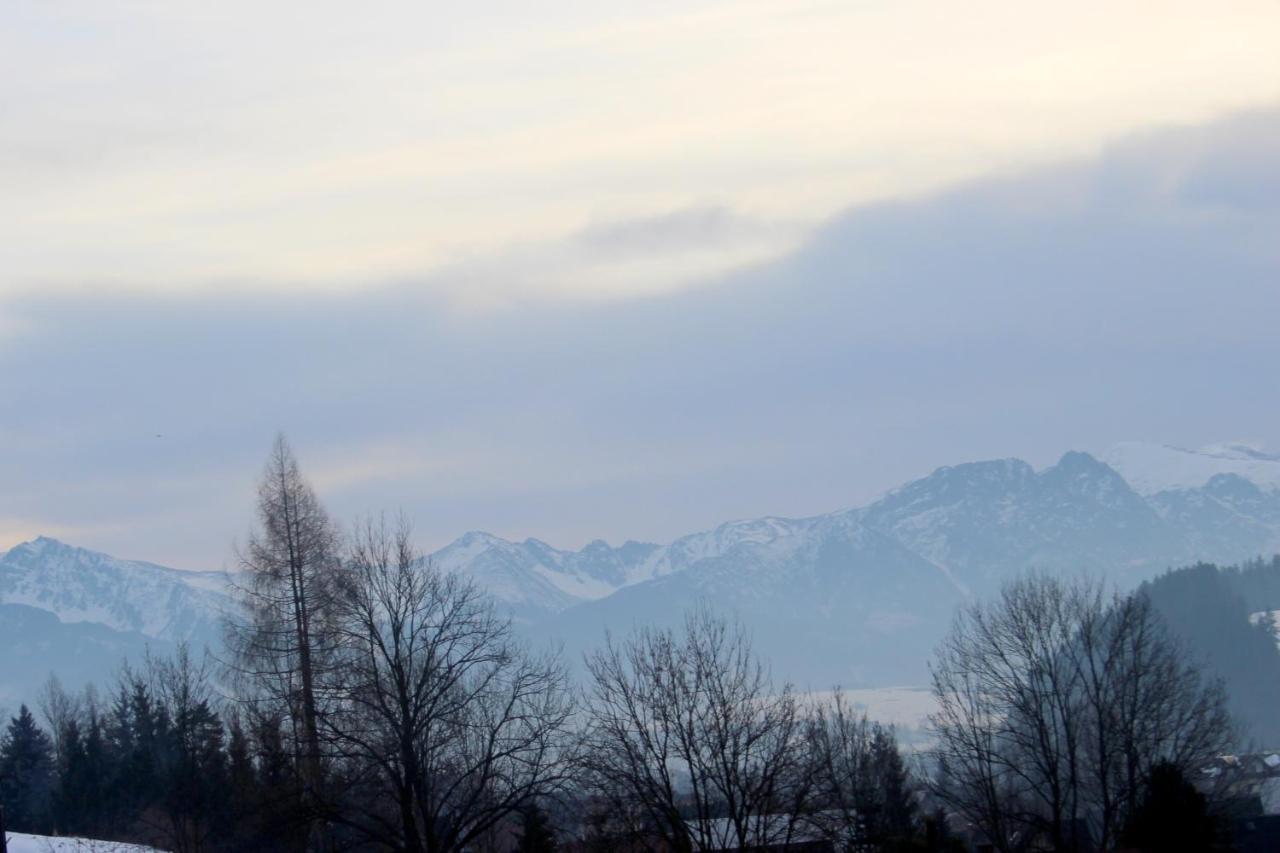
[37, 675, 85, 768]
[224, 434, 342, 842]
[322, 515, 576, 853]
[928, 575, 1233, 853]
[1068, 588, 1234, 848]
[805, 693, 918, 851]
[582, 608, 811, 853]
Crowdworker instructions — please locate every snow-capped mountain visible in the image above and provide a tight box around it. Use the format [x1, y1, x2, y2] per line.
[1103, 441, 1280, 495]
[440, 449, 1280, 626]
[0, 536, 231, 644]
[0, 538, 234, 709]
[539, 511, 965, 685]
[858, 452, 1187, 594]
[518, 451, 1280, 684]
[428, 531, 658, 621]
[7, 445, 1280, 702]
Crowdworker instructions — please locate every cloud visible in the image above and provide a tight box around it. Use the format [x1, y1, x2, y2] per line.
[2, 106, 1279, 567]
[337, 204, 806, 310]
[4, 1, 1280, 298]
[575, 207, 783, 255]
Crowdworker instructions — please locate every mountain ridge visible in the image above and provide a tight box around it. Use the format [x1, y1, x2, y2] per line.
[5, 442, 1280, 700]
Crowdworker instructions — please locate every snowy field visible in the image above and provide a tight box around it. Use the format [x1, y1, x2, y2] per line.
[4, 834, 160, 852]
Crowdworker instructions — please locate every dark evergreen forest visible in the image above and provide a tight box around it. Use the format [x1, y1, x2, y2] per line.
[1142, 556, 1280, 745]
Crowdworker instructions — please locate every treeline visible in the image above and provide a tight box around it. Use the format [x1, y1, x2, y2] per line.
[0, 653, 293, 850]
[1, 438, 937, 853]
[0, 437, 1244, 852]
[0, 615, 933, 852]
[1220, 554, 1280, 612]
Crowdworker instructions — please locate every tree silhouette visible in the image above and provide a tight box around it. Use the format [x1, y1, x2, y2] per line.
[0, 705, 55, 833]
[515, 802, 559, 853]
[1121, 761, 1220, 853]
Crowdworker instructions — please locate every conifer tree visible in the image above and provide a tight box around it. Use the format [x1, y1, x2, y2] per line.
[53, 718, 86, 835]
[867, 723, 917, 847]
[0, 705, 55, 833]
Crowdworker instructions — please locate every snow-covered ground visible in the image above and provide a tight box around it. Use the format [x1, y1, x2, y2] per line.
[4, 835, 160, 852]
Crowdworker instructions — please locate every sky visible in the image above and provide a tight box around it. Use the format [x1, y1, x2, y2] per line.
[2, 1, 1280, 568]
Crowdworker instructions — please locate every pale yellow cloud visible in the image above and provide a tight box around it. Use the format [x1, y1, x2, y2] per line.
[3, 0, 1279, 299]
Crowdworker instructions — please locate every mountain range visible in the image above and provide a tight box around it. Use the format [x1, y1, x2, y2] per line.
[3, 441, 1280, 707]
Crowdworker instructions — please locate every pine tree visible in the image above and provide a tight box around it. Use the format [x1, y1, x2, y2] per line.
[103, 681, 138, 833]
[225, 714, 262, 850]
[82, 710, 108, 835]
[227, 715, 257, 815]
[53, 717, 86, 835]
[0, 705, 56, 833]
[867, 723, 917, 847]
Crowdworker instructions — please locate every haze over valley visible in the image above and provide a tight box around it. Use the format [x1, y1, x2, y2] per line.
[6, 440, 1280, 708]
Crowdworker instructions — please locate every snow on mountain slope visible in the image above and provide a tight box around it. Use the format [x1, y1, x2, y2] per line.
[1149, 474, 1280, 561]
[1103, 441, 1280, 495]
[429, 532, 601, 619]
[533, 449, 1280, 685]
[431, 514, 915, 620]
[428, 532, 659, 621]
[630, 515, 815, 584]
[857, 452, 1179, 593]
[216, 448, 1280, 674]
[540, 511, 964, 685]
[0, 537, 231, 644]
[429, 514, 916, 620]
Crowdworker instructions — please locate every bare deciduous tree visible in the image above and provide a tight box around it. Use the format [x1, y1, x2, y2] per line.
[929, 575, 1233, 853]
[582, 608, 811, 853]
[806, 693, 918, 851]
[37, 675, 85, 769]
[224, 435, 342, 842]
[322, 515, 576, 853]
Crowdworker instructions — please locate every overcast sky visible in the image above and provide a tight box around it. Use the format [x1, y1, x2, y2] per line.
[3, 2, 1280, 568]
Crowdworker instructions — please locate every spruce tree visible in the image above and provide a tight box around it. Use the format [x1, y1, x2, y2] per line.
[868, 723, 917, 847]
[0, 705, 55, 833]
[53, 718, 86, 835]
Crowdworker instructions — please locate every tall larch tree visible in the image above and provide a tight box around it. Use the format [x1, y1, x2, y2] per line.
[225, 434, 341, 845]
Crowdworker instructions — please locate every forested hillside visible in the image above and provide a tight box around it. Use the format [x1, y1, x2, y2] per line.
[1142, 556, 1280, 744]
